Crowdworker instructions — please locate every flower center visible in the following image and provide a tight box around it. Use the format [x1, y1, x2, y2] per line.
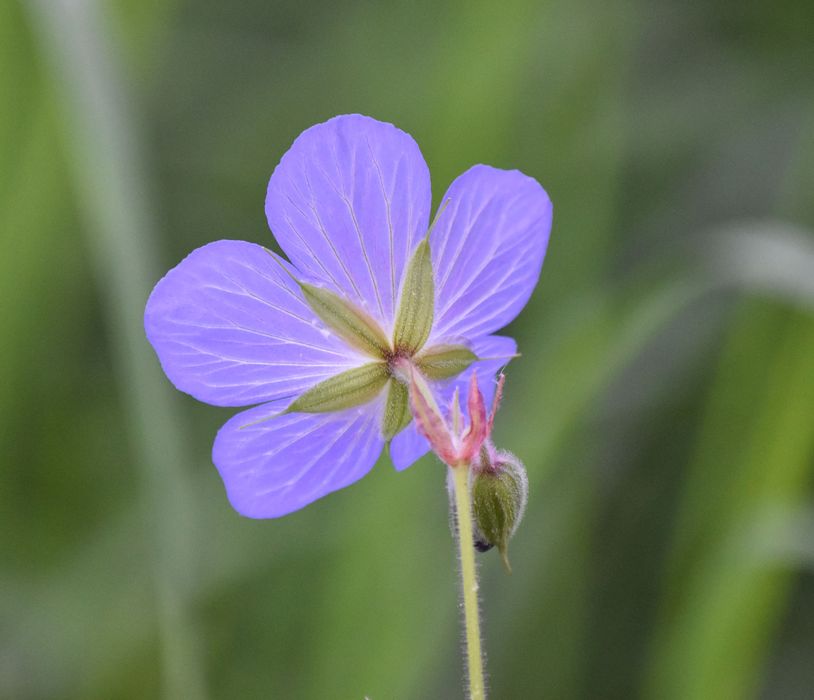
[384, 347, 415, 383]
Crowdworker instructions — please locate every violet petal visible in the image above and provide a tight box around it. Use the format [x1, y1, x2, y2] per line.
[144, 240, 365, 407]
[430, 165, 552, 340]
[213, 399, 385, 518]
[266, 114, 432, 329]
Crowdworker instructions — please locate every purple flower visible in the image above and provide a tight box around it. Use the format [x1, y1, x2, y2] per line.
[144, 115, 552, 518]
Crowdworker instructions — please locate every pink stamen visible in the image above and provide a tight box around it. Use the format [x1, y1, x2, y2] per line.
[460, 372, 488, 462]
[407, 367, 498, 468]
[407, 365, 457, 464]
[487, 373, 505, 433]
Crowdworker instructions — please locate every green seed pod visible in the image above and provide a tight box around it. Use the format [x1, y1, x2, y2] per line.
[471, 452, 528, 574]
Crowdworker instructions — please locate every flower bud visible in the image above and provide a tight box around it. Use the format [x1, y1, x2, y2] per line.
[471, 451, 528, 573]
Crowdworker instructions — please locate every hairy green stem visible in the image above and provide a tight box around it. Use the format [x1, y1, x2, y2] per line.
[452, 464, 486, 700]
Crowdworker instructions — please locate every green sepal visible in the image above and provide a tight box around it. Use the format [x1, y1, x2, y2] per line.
[299, 283, 391, 358]
[392, 238, 434, 354]
[416, 344, 478, 380]
[382, 379, 412, 440]
[287, 362, 389, 413]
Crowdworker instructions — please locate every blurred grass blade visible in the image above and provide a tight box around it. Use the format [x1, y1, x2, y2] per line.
[645, 301, 814, 700]
[22, 1, 207, 698]
[703, 221, 814, 309]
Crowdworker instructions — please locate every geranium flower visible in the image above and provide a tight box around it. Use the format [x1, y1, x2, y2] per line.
[144, 115, 552, 517]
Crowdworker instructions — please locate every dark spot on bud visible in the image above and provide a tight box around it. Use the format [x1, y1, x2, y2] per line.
[474, 539, 494, 553]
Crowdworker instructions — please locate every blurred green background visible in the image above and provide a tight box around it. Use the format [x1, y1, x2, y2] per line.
[2, 0, 814, 698]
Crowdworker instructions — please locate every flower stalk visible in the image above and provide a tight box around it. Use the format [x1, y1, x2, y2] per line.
[405, 368, 493, 697]
[451, 463, 486, 700]
[407, 368, 529, 698]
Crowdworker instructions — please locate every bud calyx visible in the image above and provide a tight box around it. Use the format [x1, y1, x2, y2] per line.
[471, 449, 528, 574]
